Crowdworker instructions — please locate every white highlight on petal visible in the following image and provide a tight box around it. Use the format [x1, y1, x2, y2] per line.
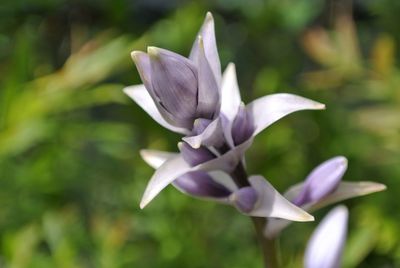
[220, 63, 242, 147]
[140, 149, 177, 169]
[247, 93, 326, 137]
[242, 176, 314, 222]
[123, 85, 189, 135]
[305, 206, 348, 268]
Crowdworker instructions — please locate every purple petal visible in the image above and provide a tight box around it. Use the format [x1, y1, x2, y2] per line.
[231, 103, 255, 146]
[189, 12, 221, 86]
[293, 156, 348, 206]
[247, 93, 326, 137]
[178, 142, 215, 166]
[148, 47, 198, 128]
[305, 206, 348, 268]
[230, 186, 258, 213]
[220, 63, 242, 147]
[233, 175, 314, 221]
[192, 36, 220, 119]
[183, 118, 225, 149]
[123, 85, 189, 135]
[173, 171, 231, 198]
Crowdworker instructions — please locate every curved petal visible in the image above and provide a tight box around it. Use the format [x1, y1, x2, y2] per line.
[123, 85, 189, 135]
[235, 175, 314, 222]
[293, 156, 348, 206]
[183, 118, 224, 149]
[246, 93, 326, 136]
[305, 206, 348, 268]
[220, 63, 242, 147]
[140, 140, 252, 208]
[189, 12, 221, 86]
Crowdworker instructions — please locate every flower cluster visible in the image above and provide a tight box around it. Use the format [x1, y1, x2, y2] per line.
[124, 12, 386, 266]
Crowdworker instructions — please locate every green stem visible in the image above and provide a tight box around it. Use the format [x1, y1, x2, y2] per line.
[252, 217, 279, 268]
[230, 163, 280, 268]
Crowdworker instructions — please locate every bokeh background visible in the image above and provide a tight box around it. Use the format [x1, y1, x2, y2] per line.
[0, 0, 399, 267]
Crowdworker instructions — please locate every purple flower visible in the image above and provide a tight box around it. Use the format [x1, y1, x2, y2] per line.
[305, 206, 349, 268]
[265, 156, 386, 237]
[140, 150, 314, 221]
[125, 13, 327, 210]
[124, 12, 220, 133]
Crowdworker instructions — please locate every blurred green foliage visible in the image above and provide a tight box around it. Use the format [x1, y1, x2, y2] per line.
[0, 0, 399, 267]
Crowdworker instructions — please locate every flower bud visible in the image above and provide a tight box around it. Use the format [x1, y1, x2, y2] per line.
[178, 142, 215, 167]
[230, 186, 258, 213]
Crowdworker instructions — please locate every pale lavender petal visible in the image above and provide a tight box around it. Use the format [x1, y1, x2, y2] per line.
[183, 118, 225, 149]
[247, 93, 325, 137]
[305, 206, 348, 268]
[173, 171, 231, 198]
[123, 85, 189, 135]
[192, 36, 220, 119]
[148, 47, 198, 128]
[293, 156, 348, 206]
[231, 103, 255, 146]
[310, 181, 386, 211]
[235, 175, 314, 221]
[189, 12, 221, 86]
[230, 186, 258, 213]
[140, 139, 252, 208]
[220, 63, 242, 147]
[178, 142, 215, 166]
[139, 149, 177, 169]
[131, 51, 153, 93]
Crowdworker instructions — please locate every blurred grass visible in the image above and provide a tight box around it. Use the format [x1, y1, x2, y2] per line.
[0, 0, 399, 267]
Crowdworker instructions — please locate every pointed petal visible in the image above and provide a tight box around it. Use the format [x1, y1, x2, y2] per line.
[183, 118, 224, 149]
[148, 47, 198, 128]
[305, 206, 348, 268]
[246, 93, 325, 136]
[311, 181, 386, 211]
[190, 12, 221, 86]
[220, 63, 242, 147]
[239, 176, 314, 221]
[140, 149, 178, 169]
[123, 85, 189, 134]
[131, 51, 153, 92]
[193, 36, 220, 119]
[293, 156, 348, 206]
[140, 140, 252, 208]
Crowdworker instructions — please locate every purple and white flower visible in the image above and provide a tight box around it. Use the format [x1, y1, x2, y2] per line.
[265, 156, 386, 237]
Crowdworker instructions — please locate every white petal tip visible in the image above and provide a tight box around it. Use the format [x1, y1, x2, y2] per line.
[139, 200, 147, 209]
[205, 12, 213, 21]
[181, 137, 201, 149]
[147, 46, 160, 57]
[130, 50, 141, 59]
[316, 103, 326, 110]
